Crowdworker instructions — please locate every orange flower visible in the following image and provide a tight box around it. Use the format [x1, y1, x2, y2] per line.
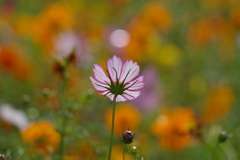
[105, 104, 141, 136]
[231, 5, 240, 28]
[188, 17, 235, 60]
[124, 3, 172, 62]
[0, 45, 33, 79]
[141, 3, 172, 31]
[202, 86, 235, 124]
[21, 121, 61, 157]
[151, 107, 197, 151]
[31, 3, 74, 52]
[188, 17, 234, 46]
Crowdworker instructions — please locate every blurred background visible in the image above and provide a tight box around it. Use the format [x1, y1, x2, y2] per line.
[0, 0, 240, 159]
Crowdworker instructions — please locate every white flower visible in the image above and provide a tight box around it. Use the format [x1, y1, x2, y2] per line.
[0, 104, 28, 130]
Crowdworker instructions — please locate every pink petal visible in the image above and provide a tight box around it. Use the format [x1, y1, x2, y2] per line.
[100, 92, 127, 102]
[123, 90, 141, 101]
[93, 64, 110, 84]
[107, 94, 115, 101]
[116, 95, 127, 102]
[125, 76, 144, 91]
[119, 60, 140, 83]
[89, 76, 109, 92]
[107, 55, 123, 82]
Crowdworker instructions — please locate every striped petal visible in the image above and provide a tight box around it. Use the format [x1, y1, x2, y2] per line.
[115, 95, 127, 102]
[123, 90, 141, 101]
[125, 76, 144, 91]
[119, 60, 140, 83]
[107, 55, 123, 82]
[93, 64, 110, 84]
[89, 76, 109, 92]
[100, 92, 127, 102]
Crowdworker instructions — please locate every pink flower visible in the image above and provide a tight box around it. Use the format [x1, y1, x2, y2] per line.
[90, 56, 144, 102]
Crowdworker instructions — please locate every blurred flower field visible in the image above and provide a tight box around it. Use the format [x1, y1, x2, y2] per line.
[0, 0, 240, 159]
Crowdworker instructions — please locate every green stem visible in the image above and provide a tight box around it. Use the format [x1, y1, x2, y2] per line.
[234, 131, 240, 159]
[211, 142, 219, 160]
[108, 95, 117, 160]
[123, 144, 126, 160]
[58, 70, 68, 160]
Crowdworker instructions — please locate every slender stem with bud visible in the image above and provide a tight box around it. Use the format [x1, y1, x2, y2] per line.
[108, 95, 117, 160]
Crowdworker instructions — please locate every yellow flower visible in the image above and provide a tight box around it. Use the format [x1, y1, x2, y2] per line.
[157, 44, 182, 67]
[202, 86, 235, 124]
[21, 121, 61, 157]
[151, 107, 197, 151]
[105, 104, 141, 136]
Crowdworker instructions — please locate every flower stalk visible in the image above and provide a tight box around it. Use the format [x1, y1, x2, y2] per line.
[211, 141, 219, 160]
[108, 95, 117, 160]
[123, 144, 126, 160]
[57, 60, 70, 160]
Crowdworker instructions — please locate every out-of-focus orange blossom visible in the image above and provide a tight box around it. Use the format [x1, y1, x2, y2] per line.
[111, 145, 133, 160]
[63, 141, 96, 160]
[13, 14, 34, 36]
[105, 104, 141, 136]
[0, 45, 33, 80]
[21, 121, 61, 157]
[201, 0, 238, 9]
[230, 5, 240, 28]
[201, 86, 235, 124]
[31, 3, 74, 52]
[188, 16, 236, 61]
[188, 17, 234, 46]
[124, 2, 172, 62]
[141, 3, 172, 31]
[151, 107, 198, 151]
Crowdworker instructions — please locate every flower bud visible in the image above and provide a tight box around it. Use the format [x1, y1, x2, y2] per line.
[218, 131, 228, 143]
[121, 130, 134, 144]
[129, 146, 138, 155]
[66, 49, 76, 64]
[0, 154, 6, 160]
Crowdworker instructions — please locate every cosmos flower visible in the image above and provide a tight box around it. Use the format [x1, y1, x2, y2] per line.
[89, 55, 144, 102]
